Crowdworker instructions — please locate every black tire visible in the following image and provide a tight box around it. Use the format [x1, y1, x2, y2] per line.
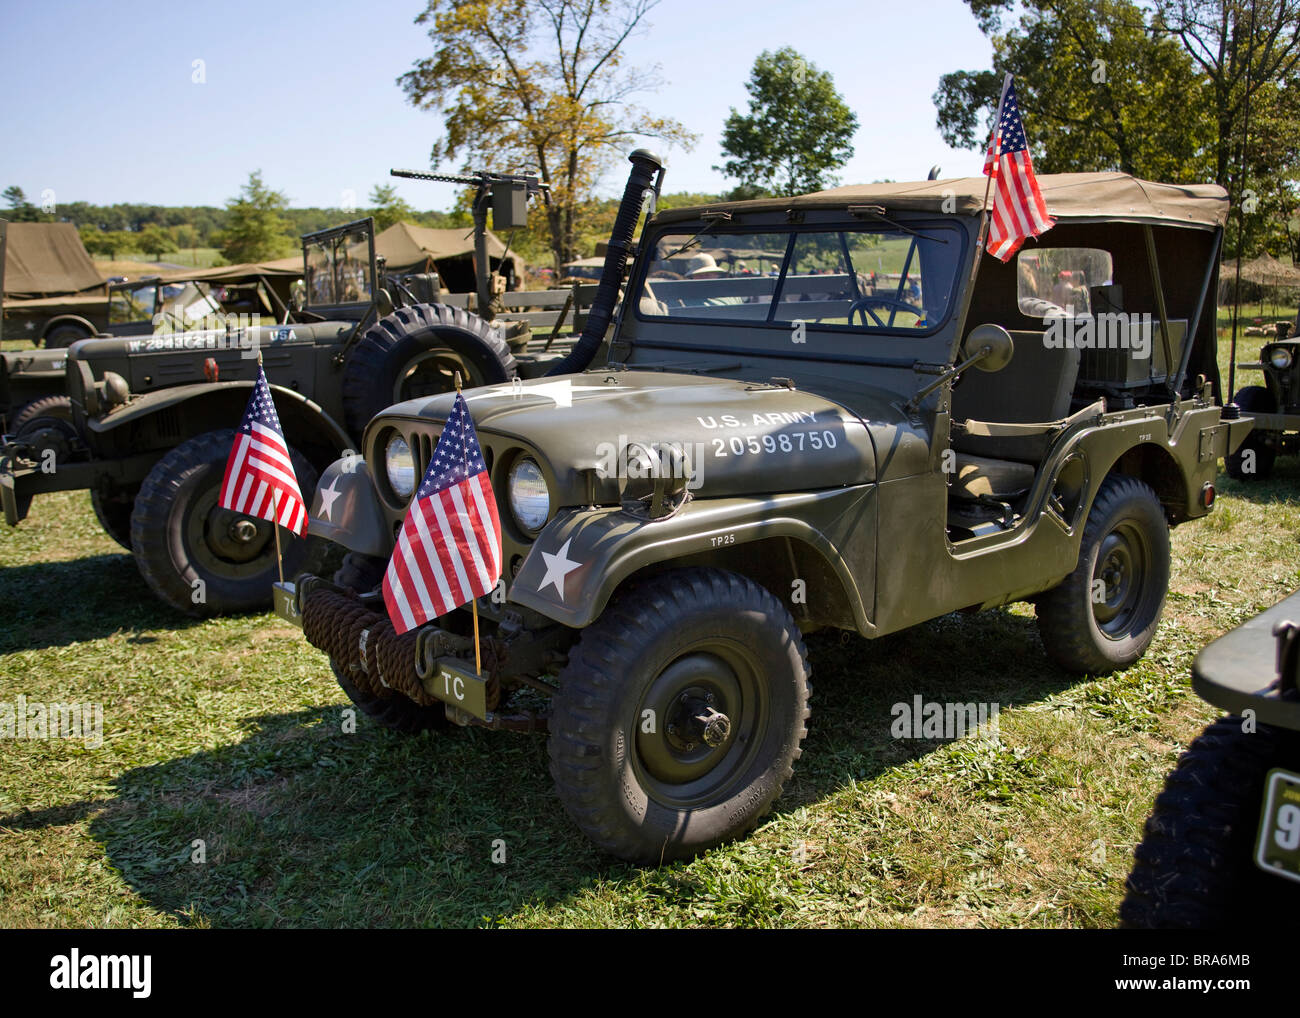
[1121, 717, 1300, 928]
[327, 550, 448, 733]
[1035, 474, 1170, 675]
[11, 395, 74, 438]
[549, 567, 812, 863]
[130, 429, 321, 616]
[341, 303, 517, 436]
[91, 484, 138, 550]
[43, 323, 92, 348]
[1225, 385, 1278, 480]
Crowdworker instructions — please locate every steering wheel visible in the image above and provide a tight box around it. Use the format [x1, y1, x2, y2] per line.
[848, 296, 921, 329]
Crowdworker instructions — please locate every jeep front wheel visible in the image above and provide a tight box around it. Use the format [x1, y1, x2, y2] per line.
[130, 429, 322, 616]
[548, 567, 811, 863]
[1035, 474, 1170, 675]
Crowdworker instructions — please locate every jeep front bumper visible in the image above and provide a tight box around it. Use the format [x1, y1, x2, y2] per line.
[275, 576, 495, 723]
[1192, 587, 1300, 730]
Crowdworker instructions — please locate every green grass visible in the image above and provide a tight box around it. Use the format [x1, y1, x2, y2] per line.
[1, 459, 1297, 927]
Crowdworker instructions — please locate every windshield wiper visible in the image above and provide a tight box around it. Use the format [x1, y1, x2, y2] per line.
[658, 212, 732, 261]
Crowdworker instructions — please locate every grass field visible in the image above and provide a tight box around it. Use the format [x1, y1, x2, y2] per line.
[1, 317, 1298, 928]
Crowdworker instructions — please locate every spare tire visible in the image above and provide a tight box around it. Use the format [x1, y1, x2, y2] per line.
[341, 303, 517, 437]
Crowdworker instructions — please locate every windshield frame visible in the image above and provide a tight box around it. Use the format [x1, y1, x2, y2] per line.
[631, 216, 968, 342]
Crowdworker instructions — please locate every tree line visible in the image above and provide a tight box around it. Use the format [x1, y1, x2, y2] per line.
[6, 0, 1297, 273]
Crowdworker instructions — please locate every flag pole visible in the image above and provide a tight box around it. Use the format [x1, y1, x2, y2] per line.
[455, 370, 483, 679]
[966, 72, 1013, 297]
[257, 350, 286, 585]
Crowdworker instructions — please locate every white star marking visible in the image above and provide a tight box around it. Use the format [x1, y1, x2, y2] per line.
[317, 477, 341, 521]
[537, 538, 582, 600]
[466, 379, 613, 409]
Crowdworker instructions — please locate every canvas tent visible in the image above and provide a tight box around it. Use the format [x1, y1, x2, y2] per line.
[374, 221, 526, 292]
[3, 222, 104, 298]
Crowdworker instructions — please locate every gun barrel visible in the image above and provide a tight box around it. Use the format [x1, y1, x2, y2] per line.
[390, 168, 550, 194]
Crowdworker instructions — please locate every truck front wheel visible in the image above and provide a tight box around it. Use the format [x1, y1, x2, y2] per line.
[1035, 474, 1169, 675]
[548, 567, 811, 863]
[130, 429, 324, 616]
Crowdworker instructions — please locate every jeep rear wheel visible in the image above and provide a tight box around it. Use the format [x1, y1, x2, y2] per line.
[341, 303, 516, 435]
[548, 567, 811, 863]
[1225, 385, 1278, 480]
[1035, 474, 1169, 675]
[130, 429, 323, 616]
[327, 551, 449, 734]
[1121, 717, 1300, 927]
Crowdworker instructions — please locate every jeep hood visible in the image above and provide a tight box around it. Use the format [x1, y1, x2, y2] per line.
[380, 372, 922, 502]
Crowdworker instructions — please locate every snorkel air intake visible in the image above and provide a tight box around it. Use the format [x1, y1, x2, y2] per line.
[546, 148, 663, 376]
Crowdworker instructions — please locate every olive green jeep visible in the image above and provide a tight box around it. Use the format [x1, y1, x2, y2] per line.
[276, 152, 1252, 862]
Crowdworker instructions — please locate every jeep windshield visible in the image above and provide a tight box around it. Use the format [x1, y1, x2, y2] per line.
[303, 222, 375, 309]
[636, 223, 963, 336]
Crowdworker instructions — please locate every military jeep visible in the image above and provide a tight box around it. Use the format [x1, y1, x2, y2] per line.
[1225, 315, 1300, 480]
[1122, 589, 1300, 926]
[276, 152, 1251, 862]
[0, 218, 527, 616]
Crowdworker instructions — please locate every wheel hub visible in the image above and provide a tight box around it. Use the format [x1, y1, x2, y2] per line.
[635, 652, 752, 792]
[1092, 523, 1149, 635]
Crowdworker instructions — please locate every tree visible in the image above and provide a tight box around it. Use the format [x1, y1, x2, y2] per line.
[716, 48, 858, 199]
[399, 0, 696, 265]
[2, 185, 41, 222]
[138, 225, 178, 262]
[934, 0, 1214, 181]
[219, 171, 294, 263]
[368, 184, 416, 232]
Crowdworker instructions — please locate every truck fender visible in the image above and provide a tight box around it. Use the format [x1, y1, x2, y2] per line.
[88, 381, 352, 461]
[508, 488, 872, 630]
[304, 458, 390, 558]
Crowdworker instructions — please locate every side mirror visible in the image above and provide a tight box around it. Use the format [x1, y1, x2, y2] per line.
[963, 324, 1014, 372]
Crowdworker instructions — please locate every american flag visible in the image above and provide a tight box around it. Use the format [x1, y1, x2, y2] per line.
[383, 393, 502, 635]
[219, 365, 307, 535]
[983, 78, 1055, 261]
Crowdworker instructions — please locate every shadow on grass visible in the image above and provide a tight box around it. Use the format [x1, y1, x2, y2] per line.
[0, 554, 207, 652]
[1, 607, 1084, 928]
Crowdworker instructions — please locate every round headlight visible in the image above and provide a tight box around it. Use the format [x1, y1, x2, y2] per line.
[1269, 347, 1293, 370]
[385, 435, 416, 499]
[509, 458, 550, 534]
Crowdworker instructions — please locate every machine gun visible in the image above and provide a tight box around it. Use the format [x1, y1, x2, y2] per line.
[390, 168, 550, 315]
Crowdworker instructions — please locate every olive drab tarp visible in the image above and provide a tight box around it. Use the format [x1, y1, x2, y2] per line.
[3, 222, 104, 298]
[374, 221, 526, 290]
[654, 173, 1230, 231]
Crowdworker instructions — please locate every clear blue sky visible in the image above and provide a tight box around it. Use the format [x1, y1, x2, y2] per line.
[0, 0, 994, 212]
